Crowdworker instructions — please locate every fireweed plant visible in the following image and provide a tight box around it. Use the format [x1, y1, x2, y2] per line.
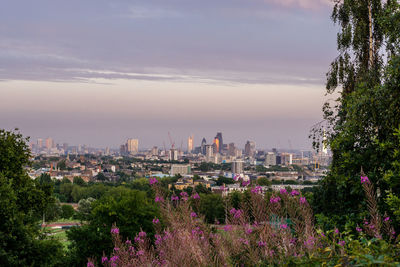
[89, 176, 400, 266]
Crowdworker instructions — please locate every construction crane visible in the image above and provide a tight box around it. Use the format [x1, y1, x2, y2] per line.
[168, 132, 175, 149]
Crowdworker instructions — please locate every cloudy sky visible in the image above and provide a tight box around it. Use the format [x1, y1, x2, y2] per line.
[0, 0, 337, 150]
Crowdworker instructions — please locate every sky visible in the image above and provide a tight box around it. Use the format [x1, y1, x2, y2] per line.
[0, 0, 338, 150]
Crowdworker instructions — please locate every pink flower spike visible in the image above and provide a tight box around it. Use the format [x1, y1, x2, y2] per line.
[149, 177, 158, 185]
[300, 197, 307, 204]
[111, 227, 119, 234]
[356, 227, 362, 232]
[155, 196, 164, 203]
[101, 257, 108, 264]
[190, 212, 197, 218]
[280, 224, 288, 229]
[384, 216, 390, 222]
[152, 218, 160, 224]
[338, 240, 345, 246]
[360, 176, 369, 184]
[290, 190, 299, 196]
[280, 188, 288, 194]
[87, 262, 95, 267]
[229, 208, 236, 215]
[171, 195, 179, 201]
[192, 193, 200, 199]
[334, 228, 339, 234]
[223, 225, 232, 232]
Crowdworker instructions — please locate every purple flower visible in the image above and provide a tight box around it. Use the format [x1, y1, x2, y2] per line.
[114, 247, 119, 251]
[190, 212, 197, 218]
[155, 196, 164, 203]
[334, 228, 339, 234]
[258, 241, 266, 247]
[138, 231, 146, 238]
[361, 176, 369, 184]
[234, 209, 242, 219]
[224, 225, 233, 232]
[153, 218, 160, 224]
[290, 190, 299, 196]
[239, 238, 249, 245]
[134, 236, 143, 243]
[229, 208, 237, 215]
[338, 240, 346, 247]
[136, 250, 145, 256]
[300, 197, 307, 204]
[180, 191, 188, 198]
[356, 227, 362, 232]
[171, 195, 179, 201]
[192, 193, 200, 199]
[245, 228, 253, 235]
[125, 239, 132, 245]
[242, 180, 250, 187]
[101, 257, 108, 264]
[280, 188, 288, 194]
[270, 196, 281, 204]
[111, 227, 119, 234]
[384, 216, 390, 222]
[87, 262, 95, 267]
[149, 177, 158, 185]
[251, 186, 262, 194]
[280, 224, 288, 229]
[110, 256, 119, 262]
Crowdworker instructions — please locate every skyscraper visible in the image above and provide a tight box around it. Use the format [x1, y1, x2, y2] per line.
[37, 138, 43, 148]
[127, 139, 139, 155]
[232, 160, 244, 174]
[45, 137, 53, 149]
[244, 141, 256, 158]
[201, 138, 207, 155]
[187, 135, 194, 153]
[205, 144, 214, 162]
[215, 132, 223, 153]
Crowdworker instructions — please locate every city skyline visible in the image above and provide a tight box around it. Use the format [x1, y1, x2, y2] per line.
[0, 0, 337, 149]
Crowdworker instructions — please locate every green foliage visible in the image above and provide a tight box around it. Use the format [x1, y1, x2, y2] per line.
[67, 188, 158, 266]
[197, 193, 225, 223]
[61, 204, 75, 219]
[256, 177, 271, 186]
[215, 176, 235, 186]
[73, 176, 87, 186]
[0, 129, 63, 266]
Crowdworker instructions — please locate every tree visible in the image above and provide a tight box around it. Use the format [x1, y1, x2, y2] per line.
[0, 129, 63, 266]
[73, 176, 87, 186]
[198, 194, 225, 224]
[312, 1, 400, 228]
[67, 188, 158, 266]
[257, 177, 271, 186]
[61, 204, 75, 219]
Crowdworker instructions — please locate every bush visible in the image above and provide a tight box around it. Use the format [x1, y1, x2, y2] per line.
[61, 204, 75, 219]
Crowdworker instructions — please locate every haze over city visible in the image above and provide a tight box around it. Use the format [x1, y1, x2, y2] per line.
[0, 0, 337, 149]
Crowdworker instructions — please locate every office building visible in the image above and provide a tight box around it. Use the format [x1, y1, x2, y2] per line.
[232, 160, 244, 174]
[170, 164, 191, 176]
[45, 138, 54, 149]
[244, 141, 256, 158]
[187, 135, 194, 153]
[265, 152, 277, 166]
[127, 139, 139, 155]
[37, 138, 43, 148]
[201, 138, 207, 155]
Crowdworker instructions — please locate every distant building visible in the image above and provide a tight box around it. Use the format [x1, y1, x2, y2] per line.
[201, 138, 207, 155]
[169, 149, 178, 161]
[232, 160, 244, 174]
[244, 141, 256, 158]
[205, 145, 214, 162]
[45, 138, 54, 149]
[37, 138, 43, 148]
[170, 164, 191, 176]
[187, 135, 194, 153]
[265, 152, 277, 166]
[228, 143, 236, 157]
[214, 132, 223, 153]
[127, 139, 139, 155]
[281, 153, 293, 165]
[151, 146, 159, 156]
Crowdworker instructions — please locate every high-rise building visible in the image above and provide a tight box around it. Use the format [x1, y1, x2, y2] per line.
[265, 152, 277, 166]
[170, 164, 191, 176]
[201, 138, 207, 155]
[232, 160, 244, 174]
[244, 141, 256, 158]
[228, 143, 236, 157]
[37, 138, 43, 148]
[169, 149, 178, 161]
[187, 135, 194, 153]
[127, 139, 139, 155]
[205, 144, 214, 162]
[151, 146, 159, 156]
[45, 137, 54, 149]
[215, 132, 223, 153]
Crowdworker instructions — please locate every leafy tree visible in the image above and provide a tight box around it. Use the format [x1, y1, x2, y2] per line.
[61, 204, 75, 219]
[73, 176, 87, 186]
[312, 1, 400, 228]
[67, 188, 158, 266]
[198, 194, 225, 224]
[77, 197, 96, 221]
[215, 176, 235, 186]
[257, 177, 271, 186]
[0, 129, 63, 266]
